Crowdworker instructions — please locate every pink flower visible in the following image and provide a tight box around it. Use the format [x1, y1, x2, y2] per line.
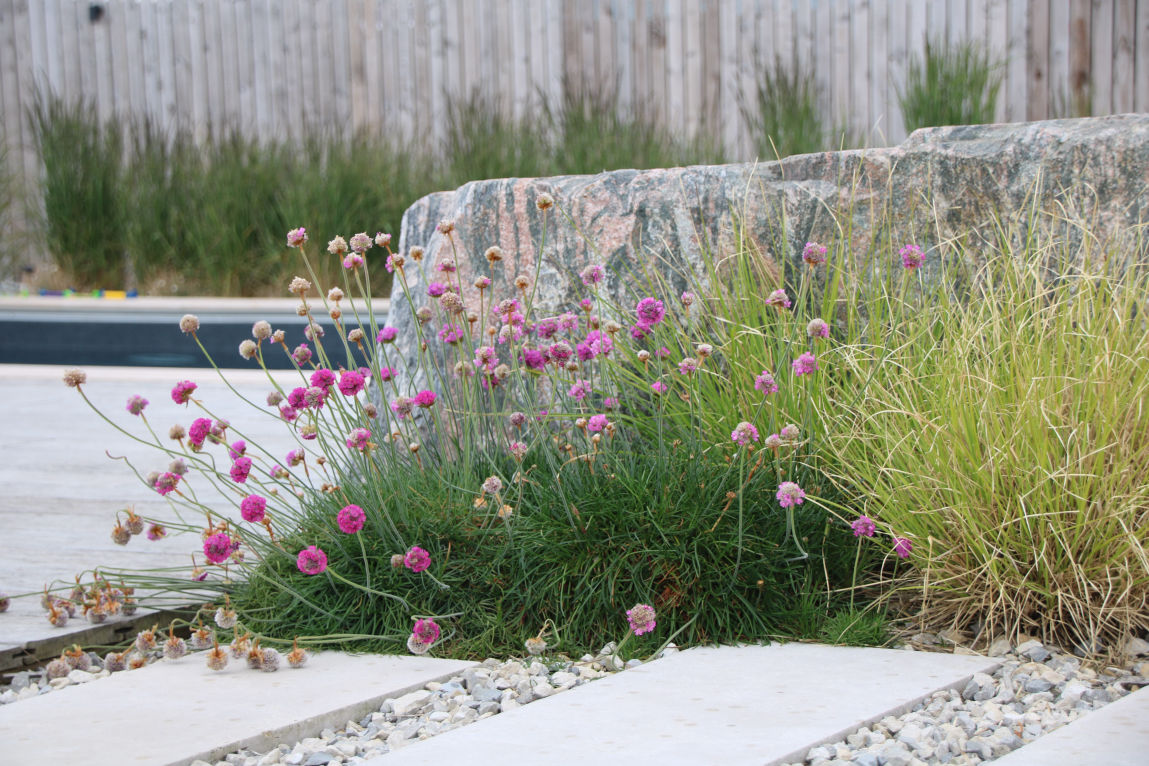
[558, 313, 579, 332]
[286, 227, 308, 248]
[413, 390, 437, 408]
[379, 366, 395, 382]
[894, 537, 913, 559]
[412, 617, 440, 645]
[230, 457, 253, 483]
[681, 291, 696, 306]
[346, 428, 371, 451]
[521, 348, 546, 370]
[337, 504, 365, 534]
[349, 232, 372, 253]
[754, 370, 779, 394]
[731, 421, 759, 447]
[292, 344, 312, 366]
[626, 603, 657, 636]
[146, 523, 166, 540]
[548, 341, 573, 364]
[584, 330, 613, 358]
[677, 358, 698, 375]
[296, 545, 328, 575]
[343, 253, 365, 269]
[126, 395, 149, 416]
[567, 379, 592, 401]
[404, 546, 431, 573]
[776, 481, 806, 508]
[899, 244, 924, 270]
[807, 318, 830, 339]
[287, 448, 305, 467]
[310, 368, 335, 389]
[482, 475, 503, 495]
[580, 264, 604, 286]
[439, 325, 465, 345]
[377, 326, 398, 344]
[188, 417, 212, 448]
[426, 281, 447, 298]
[604, 397, 619, 410]
[651, 381, 667, 394]
[851, 515, 876, 538]
[389, 397, 413, 419]
[802, 241, 828, 266]
[766, 289, 791, 310]
[656, 346, 671, 358]
[587, 414, 610, 432]
[635, 297, 666, 326]
[375, 232, 391, 247]
[630, 323, 651, 341]
[792, 352, 819, 376]
[154, 472, 181, 495]
[240, 495, 268, 523]
[171, 380, 197, 405]
[338, 370, 366, 396]
[203, 533, 233, 565]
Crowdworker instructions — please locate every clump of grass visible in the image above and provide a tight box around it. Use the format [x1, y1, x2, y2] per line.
[898, 38, 1004, 132]
[739, 55, 827, 159]
[823, 218, 1149, 655]
[819, 608, 889, 647]
[441, 90, 551, 185]
[27, 93, 126, 288]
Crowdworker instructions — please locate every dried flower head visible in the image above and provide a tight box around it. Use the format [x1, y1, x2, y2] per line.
[349, 232, 372, 253]
[289, 276, 312, 296]
[206, 642, 229, 671]
[252, 320, 272, 340]
[485, 245, 504, 263]
[626, 603, 657, 636]
[536, 192, 554, 210]
[111, 521, 131, 546]
[286, 639, 308, 668]
[731, 421, 759, 447]
[807, 318, 830, 339]
[147, 523, 167, 540]
[168, 424, 186, 441]
[179, 314, 200, 334]
[347, 328, 365, 343]
[238, 340, 258, 360]
[766, 289, 791, 310]
[482, 475, 503, 495]
[802, 241, 828, 266]
[286, 227, 308, 248]
[327, 235, 348, 256]
[260, 648, 281, 672]
[163, 634, 188, 660]
[776, 481, 806, 508]
[375, 232, 391, 247]
[524, 636, 548, 656]
[437, 219, 455, 235]
[63, 369, 87, 388]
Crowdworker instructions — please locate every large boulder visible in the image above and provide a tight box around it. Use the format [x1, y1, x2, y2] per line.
[384, 114, 1149, 393]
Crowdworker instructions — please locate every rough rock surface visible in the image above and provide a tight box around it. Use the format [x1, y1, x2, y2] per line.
[385, 115, 1149, 394]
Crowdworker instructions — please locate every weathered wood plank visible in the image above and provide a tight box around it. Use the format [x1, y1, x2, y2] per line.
[1047, 0, 1070, 116]
[1136, 0, 1149, 111]
[718, 0, 739, 154]
[1066, 0, 1090, 117]
[1089, 0, 1113, 115]
[1028, 0, 1051, 119]
[986, 0, 1008, 121]
[1005, 0, 1027, 122]
[1113, 0, 1134, 112]
[683, 0, 701, 138]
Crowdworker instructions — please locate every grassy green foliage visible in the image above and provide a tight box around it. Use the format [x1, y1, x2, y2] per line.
[898, 38, 1004, 133]
[822, 222, 1149, 652]
[28, 87, 723, 295]
[739, 56, 828, 159]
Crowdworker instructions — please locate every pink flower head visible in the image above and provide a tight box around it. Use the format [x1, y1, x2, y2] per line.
[893, 537, 913, 559]
[681, 291, 696, 306]
[227, 440, 247, 460]
[626, 603, 657, 636]
[579, 298, 593, 312]
[296, 545, 328, 575]
[378, 366, 395, 382]
[651, 381, 667, 395]
[146, 523, 166, 541]
[292, 344, 312, 366]
[286, 227, 308, 248]
[439, 325, 465, 345]
[171, 380, 198, 405]
[587, 414, 611, 433]
[604, 397, 619, 410]
[635, 297, 666, 326]
[558, 312, 579, 333]
[584, 330, 613, 358]
[436, 257, 457, 274]
[548, 341, 573, 364]
[567, 379, 592, 401]
[413, 390, 437, 408]
[230, 457, 253, 483]
[656, 346, 671, 358]
[412, 617, 441, 645]
[792, 352, 819, 376]
[338, 370, 366, 396]
[203, 532, 233, 565]
[521, 348, 546, 370]
[377, 326, 398, 344]
[126, 395, 149, 416]
[346, 428, 372, 451]
[389, 397, 413, 419]
[304, 324, 325, 343]
[287, 448, 305, 466]
[807, 318, 830, 339]
[240, 494, 268, 523]
[188, 417, 212, 448]
[279, 406, 298, 422]
[426, 281, 447, 298]
[731, 421, 759, 447]
[630, 323, 651, 341]
[580, 264, 605, 287]
[404, 546, 431, 573]
[899, 244, 924, 270]
[776, 481, 806, 508]
[304, 386, 327, 409]
[754, 370, 779, 395]
[802, 241, 828, 266]
[349, 232, 372, 253]
[766, 288, 791, 310]
[287, 387, 307, 409]
[337, 504, 366, 534]
[851, 515, 876, 538]
[154, 472, 181, 496]
[342, 253, 365, 269]
[537, 318, 559, 339]
[309, 368, 335, 390]
[474, 346, 499, 372]
[375, 232, 391, 247]
[677, 358, 698, 375]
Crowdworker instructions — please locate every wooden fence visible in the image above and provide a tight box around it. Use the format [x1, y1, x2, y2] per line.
[2, 0, 1149, 203]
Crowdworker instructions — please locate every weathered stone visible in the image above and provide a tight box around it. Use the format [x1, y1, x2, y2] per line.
[387, 115, 1149, 397]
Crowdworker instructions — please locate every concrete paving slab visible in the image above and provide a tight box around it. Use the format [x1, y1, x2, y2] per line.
[991, 685, 1149, 766]
[365, 644, 1000, 766]
[0, 365, 303, 668]
[2, 651, 474, 765]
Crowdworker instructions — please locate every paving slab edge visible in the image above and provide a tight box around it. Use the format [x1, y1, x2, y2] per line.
[180, 660, 478, 766]
[770, 656, 1003, 766]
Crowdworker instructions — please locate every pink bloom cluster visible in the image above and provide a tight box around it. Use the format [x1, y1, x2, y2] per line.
[754, 370, 779, 395]
[900, 244, 924, 269]
[230, 457, 253, 483]
[802, 241, 828, 266]
[404, 546, 431, 573]
[338, 370, 366, 396]
[731, 421, 759, 447]
[126, 395, 149, 416]
[775, 481, 806, 508]
[203, 532, 233, 565]
[337, 504, 366, 534]
[792, 352, 819, 376]
[171, 380, 197, 404]
[851, 515, 876, 538]
[297, 545, 327, 575]
[346, 428, 371, 451]
[626, 603, 657, 636]
[241, 495, 267, 523]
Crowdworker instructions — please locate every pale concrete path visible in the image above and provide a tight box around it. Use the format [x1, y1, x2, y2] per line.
[991, 685, 1149, 766]
[1, 651, 474, 765]
[368, 644, 1000, 766]
[0, 364, 303, 669]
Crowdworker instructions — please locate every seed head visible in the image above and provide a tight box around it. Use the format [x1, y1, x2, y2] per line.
[289, 276, 312, 296]
[45, 657, 70, 679]
[239, 340, 258, 360]
[206, 642, 229, 671]
[286, 639, 308, 668]
[327, 236, 348, 256]
[524, 636, 547, 656]
[252, 320, 272, 340]
[536, 192, 554, 210]
[169, 424, 186, 440]
[179, 314, 200, 334]
[62, 369, 87, 388]
[286, 227, 308, 248]
[347, 328, 365, 343]
[111, 522, 131, 546]
[416, 306, 432, 324]
[260, 648, 281, 672]
[104, 650, 127, 673]
[163, 635, 188, 660]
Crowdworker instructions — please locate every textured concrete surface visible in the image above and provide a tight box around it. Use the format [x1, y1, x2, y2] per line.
[1, 651, 474, 766]
[0, 364, 301, 669]
[367, 643, 1000, 766]
[992, 685, 1149, 766]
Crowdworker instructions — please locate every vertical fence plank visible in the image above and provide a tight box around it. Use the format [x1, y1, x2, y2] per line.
[1005, 0, 1027, 121]
[831, 0, 851, 137]
[511, 0, 530, 119]
[666, 0, 686, 136]
[615, 0, 633, 115]
[870, 0, 890, 143]
[158, 0, 178, 127]
[1090, 0, 1112, 115]
[851, 0, 870, 143]
[1136, 0, 1149, 110]
[647, 0, 667, 128]
[1066, 0, 1090, 116]
[0, 0, 27, 198]
[683, 0, 701, 138]
[986, 0, 1008, 121]
[1113, 0, 1134, 112]
[428, 0, 446, 149]
[887, 0, 908, 141]
[632, 0, 648, 115]
[1047, 0, 1069, 116]
[1028, 0, 1050, 119]
[718, 0, 738, 154]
